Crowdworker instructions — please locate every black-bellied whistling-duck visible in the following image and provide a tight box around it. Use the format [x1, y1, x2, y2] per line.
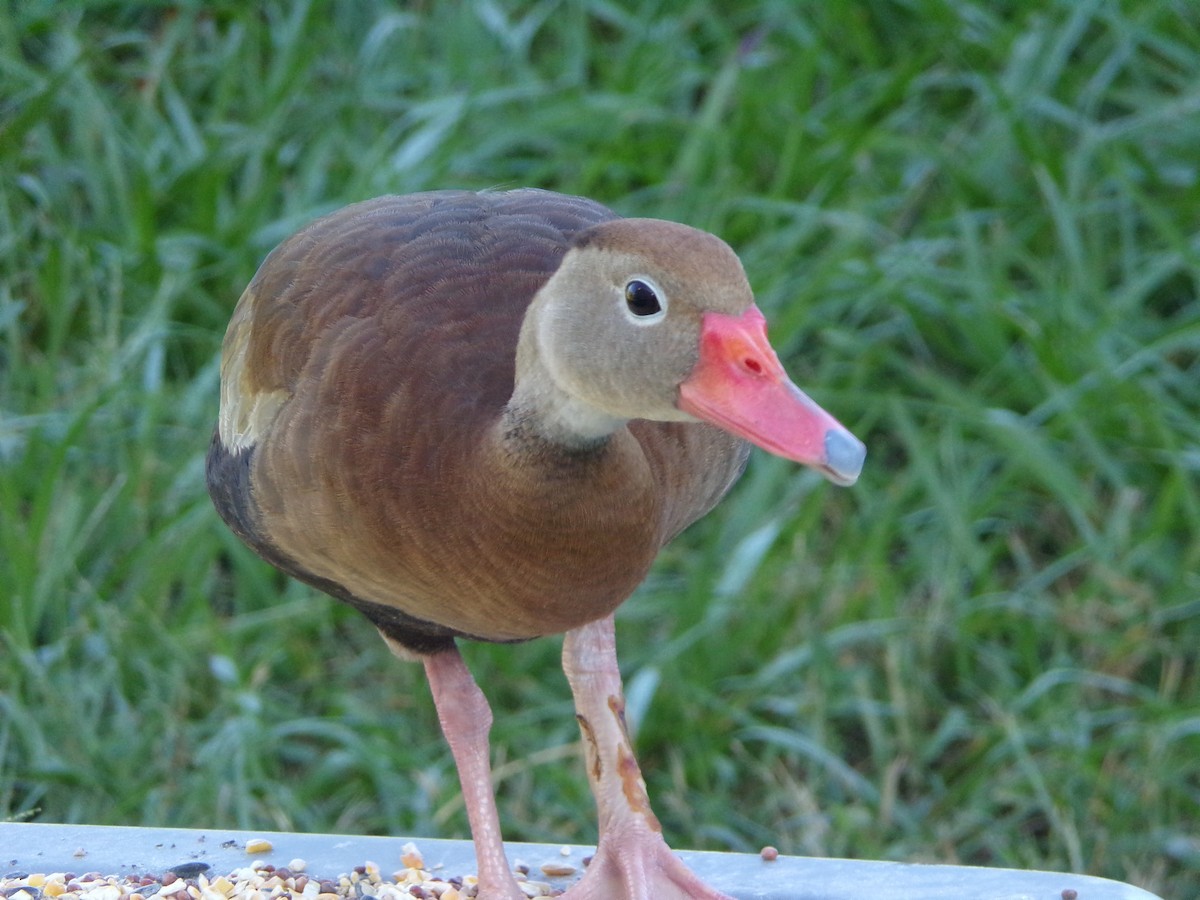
[207, 189, 865, 899]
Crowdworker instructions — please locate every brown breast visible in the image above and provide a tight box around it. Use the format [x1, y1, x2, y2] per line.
[207, 190, 748, 652]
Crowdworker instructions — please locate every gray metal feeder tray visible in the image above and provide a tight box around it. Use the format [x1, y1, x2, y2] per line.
[0, 823, 1163, 900]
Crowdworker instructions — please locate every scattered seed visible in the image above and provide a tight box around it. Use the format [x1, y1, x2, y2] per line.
[0, 843, 505, 900]
[244, 840, 274, 855]
[538, 863, 576, 878]
[760, 845, 779, 862]
[1062, 891, 1078, 900]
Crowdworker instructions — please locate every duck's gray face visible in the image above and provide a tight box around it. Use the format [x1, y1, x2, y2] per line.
[537, 217, 865, 485]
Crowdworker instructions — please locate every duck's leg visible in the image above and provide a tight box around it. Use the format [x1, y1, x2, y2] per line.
[384, 636, 525, 900]
[560, 614, 733, 900]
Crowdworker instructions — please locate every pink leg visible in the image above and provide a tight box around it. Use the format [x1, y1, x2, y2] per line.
[418, 644, 526, 900]
[560, 615, 733, 900]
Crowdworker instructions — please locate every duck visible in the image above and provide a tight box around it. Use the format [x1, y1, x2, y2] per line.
[206, 188, 865, 900]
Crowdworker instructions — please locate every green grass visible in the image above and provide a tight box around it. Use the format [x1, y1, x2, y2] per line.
[2, 0, 1198, 895]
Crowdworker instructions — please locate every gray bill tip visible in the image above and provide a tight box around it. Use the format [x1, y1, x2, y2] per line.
[823, 428, 866, 486]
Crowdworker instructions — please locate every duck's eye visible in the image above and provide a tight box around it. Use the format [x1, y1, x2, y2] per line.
[625, 280, 662, 317]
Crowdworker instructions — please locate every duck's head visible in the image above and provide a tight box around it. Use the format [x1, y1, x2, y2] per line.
[518, 217, 865, 486]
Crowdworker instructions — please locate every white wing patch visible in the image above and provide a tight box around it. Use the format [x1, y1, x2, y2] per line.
[217, 288, 288, 452]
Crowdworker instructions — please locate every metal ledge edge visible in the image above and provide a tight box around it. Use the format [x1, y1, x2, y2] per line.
[0, 823, 1163, 900]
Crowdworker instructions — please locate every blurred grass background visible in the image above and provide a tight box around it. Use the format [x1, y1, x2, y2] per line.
[1, 0, 1198, 895]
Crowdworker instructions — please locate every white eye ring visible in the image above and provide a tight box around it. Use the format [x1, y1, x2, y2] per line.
[621, 275, 668, 324]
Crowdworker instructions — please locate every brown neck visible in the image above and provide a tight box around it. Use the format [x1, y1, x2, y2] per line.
[451, 419, 661, 638]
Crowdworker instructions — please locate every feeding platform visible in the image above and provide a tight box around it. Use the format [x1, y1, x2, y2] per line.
[0, 823, 1162, 899]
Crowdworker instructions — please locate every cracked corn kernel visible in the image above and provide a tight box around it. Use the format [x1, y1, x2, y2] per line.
[244, 839, 274, 855]
[399, 843, 424, 870]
